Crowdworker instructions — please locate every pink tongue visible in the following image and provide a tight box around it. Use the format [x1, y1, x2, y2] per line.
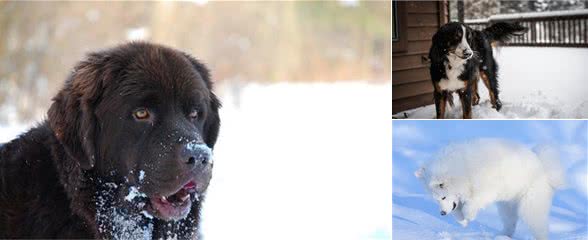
[183, 181, 196, 189]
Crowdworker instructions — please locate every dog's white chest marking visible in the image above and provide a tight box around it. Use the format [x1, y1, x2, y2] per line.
[439, 59, 466, 91]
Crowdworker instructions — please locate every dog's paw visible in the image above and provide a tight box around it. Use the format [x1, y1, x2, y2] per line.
[494, 99, 502, 111]
[458, 219, 469, 227]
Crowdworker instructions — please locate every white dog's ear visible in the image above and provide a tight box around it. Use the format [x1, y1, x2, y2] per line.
[414, 167, 425, 179]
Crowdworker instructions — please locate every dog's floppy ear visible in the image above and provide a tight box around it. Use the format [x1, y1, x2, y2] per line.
[182, 53, 221, 149]
[203, 92, 221, 149]
[428, 46, 443, 65]
[48, 55, 108, 169]
[428, 32, 445, 66]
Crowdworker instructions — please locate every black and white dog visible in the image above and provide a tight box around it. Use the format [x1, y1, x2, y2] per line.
[429, 22, 527, 118]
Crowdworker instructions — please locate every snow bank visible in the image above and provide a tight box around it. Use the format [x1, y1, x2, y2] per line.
[394, 47, 588, 119]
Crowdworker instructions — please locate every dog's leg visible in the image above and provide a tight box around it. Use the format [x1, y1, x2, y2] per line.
[453, 204, 469, 227]
[458, 89, 472, 119]
[480, 71, 502, 111]
[434, 91, 447, 119]
[497, 201, 519, 237]
[461, 201, 479, 221]
[471, 77, 480, 106]
[519, 180, 553, 240]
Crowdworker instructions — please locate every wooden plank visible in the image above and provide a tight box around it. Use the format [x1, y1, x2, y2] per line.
[407, 40, 432, 53]
[393, 50, 429, 57]
[407, 13, 438, 27]
[392, 54, 429, 71]
[393, 79, 433, 100]
[393, 92, 433, 114]
[407, 27, 437, 41]
[439, 0, 448, 25]
[392, 67, 430, 85]
[406, 1, 437, 14]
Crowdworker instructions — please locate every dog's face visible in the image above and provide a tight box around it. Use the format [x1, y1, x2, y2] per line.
[415, 167, 459, 216]
[48, 42, 220, 221]
[431, 22, 474, 60]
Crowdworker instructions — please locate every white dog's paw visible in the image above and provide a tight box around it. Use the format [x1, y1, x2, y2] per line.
[458, 219, 469, 227]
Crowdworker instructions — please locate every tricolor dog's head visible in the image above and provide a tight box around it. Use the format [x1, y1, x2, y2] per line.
[430, 22, 474, 62]
[415, 167, 460, 216]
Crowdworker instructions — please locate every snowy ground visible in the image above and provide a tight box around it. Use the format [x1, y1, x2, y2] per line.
[393, 121, 588, 240]
[394, 47, 588, 119]
[0, 82, 393, 240]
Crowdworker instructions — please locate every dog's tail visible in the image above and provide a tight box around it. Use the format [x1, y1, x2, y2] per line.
[483, 22, 528, 44]
[534, 145, 566, 190]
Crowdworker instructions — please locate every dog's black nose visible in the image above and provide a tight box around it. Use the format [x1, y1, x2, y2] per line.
[463, 51, 473, 58]
[181, 142, 212, 166]
[440, 211, 447, 216]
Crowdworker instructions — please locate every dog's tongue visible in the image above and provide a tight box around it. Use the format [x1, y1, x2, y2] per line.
[183, 181, 196, 190]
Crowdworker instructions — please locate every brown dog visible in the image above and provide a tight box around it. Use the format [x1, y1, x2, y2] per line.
[0, 42, 221, 239]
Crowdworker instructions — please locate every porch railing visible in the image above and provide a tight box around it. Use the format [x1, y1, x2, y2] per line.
[466, 9, 588, 47]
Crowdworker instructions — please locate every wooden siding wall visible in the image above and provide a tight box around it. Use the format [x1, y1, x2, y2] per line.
[392, 1, 447, 114]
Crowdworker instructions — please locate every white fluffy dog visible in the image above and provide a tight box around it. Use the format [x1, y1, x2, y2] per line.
[415, 139, 565, 240]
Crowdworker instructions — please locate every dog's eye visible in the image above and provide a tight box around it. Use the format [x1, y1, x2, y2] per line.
[439, 183, 444, 188]
[442, 197, 446, 200]
[133, 108, 150, 120]
[189, 109, 199, 119]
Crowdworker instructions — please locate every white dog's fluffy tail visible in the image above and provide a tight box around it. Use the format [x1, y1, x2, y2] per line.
[534, 145, 566, 190]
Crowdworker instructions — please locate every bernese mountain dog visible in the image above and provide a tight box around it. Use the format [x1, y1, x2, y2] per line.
[429, 22, 527, 119]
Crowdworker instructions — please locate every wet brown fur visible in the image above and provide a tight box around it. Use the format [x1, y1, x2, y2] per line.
[0, 42, 221, 239]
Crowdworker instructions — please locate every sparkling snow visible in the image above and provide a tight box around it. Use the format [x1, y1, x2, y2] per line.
[124, 186, 146, 202]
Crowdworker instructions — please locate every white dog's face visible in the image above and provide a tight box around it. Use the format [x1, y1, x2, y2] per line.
[429, 182, 459, 215]
[415, 167, 460, 216]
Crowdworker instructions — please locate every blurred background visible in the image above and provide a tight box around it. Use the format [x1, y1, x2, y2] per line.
[0, 1, 392, 239]
[448, 0, 588, 20]
[0, 0, 389, 124]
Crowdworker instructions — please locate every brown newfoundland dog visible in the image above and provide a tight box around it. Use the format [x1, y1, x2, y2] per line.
[0, 42, 221, 239]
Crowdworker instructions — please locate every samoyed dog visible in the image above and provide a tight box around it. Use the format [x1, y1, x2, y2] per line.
[415, 139, 565, 240]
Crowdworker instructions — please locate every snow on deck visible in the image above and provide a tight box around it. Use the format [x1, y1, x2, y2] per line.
[394, 47, 588, 119]
[466, 9, 588, 22]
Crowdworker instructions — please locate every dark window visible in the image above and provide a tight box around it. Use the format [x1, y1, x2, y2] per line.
[392, 1, 399, 41]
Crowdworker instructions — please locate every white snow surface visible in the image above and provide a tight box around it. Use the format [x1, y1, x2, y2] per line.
[394, 47, 588, 119]
[0, 81, 392, 240]
[201, 82, 392, 240]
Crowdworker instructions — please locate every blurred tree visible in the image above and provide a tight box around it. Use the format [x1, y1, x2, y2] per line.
[0, 1, 390, 123]
[464, 0, 499, 19]
[458, 0, 464, 22]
